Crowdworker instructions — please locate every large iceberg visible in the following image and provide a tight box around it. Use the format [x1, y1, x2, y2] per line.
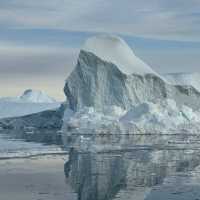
[63, 35, 200, 136]
[64, 35, 200, 113]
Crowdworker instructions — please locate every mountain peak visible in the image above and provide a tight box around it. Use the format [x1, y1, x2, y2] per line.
[82, 34, 157, 76]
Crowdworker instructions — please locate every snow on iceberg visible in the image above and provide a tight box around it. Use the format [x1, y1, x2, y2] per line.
[83, 35, 158, 76]
[120, 99, 200, 132]
[63, 100, 200, 134]
[63, 34, 200, 138]
[65, 35, 200, 112]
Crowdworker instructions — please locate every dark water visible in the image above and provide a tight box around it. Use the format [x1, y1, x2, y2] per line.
[65, 133, 200, 200]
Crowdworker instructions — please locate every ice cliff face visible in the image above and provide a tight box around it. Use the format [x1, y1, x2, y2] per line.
[64, 36, 200, 112]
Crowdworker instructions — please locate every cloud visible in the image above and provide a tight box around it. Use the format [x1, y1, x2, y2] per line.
[0, 43, 78, 100]
[0, 0, 200, 41]
[0, 43, 78, 76]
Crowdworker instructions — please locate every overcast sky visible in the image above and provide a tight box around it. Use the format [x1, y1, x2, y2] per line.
[1, 0, 200, 100]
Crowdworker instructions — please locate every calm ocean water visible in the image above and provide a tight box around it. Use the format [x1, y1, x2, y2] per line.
[0, 131, 65, 159]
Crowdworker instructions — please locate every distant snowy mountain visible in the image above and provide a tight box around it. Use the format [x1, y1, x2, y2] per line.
[164, 73, 200, 92]
[0, 90, 60, 119]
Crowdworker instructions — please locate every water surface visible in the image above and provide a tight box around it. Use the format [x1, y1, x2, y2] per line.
[65, 133, 200, 200]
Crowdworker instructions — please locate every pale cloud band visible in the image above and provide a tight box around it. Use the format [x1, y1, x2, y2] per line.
[0, 0, 200, 41]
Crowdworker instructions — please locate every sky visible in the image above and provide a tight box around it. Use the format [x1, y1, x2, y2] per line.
[1, 0, 200, 100]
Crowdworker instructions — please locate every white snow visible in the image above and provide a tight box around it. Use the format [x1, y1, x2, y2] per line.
[83, 35, 158, 76]
[62, 100, 200, 136]
[164, 73, 200, 92]
[120, 99, 200, 132]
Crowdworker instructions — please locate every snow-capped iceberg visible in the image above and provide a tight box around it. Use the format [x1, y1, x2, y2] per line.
[83, 35, 158, 76]
[64, 35, 200, 112]
[61, 34, 200, 141]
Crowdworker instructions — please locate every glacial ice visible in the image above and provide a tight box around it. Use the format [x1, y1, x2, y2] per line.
[62, 33, 200, 150]
[64, 35, 200, 132]
[62, 99, 200, 140]
[65, 41, 200, 112]
[120, 99, 200, 133]
[83, 35, 158, 76]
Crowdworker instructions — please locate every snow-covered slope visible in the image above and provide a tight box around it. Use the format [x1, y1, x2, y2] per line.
[83, 35, 157, 76]
[164, 73, 200, 92]
[0, 90, 60, 119]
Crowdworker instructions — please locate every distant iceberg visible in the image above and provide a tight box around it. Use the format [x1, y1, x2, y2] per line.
[0, 89, 60, 119]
